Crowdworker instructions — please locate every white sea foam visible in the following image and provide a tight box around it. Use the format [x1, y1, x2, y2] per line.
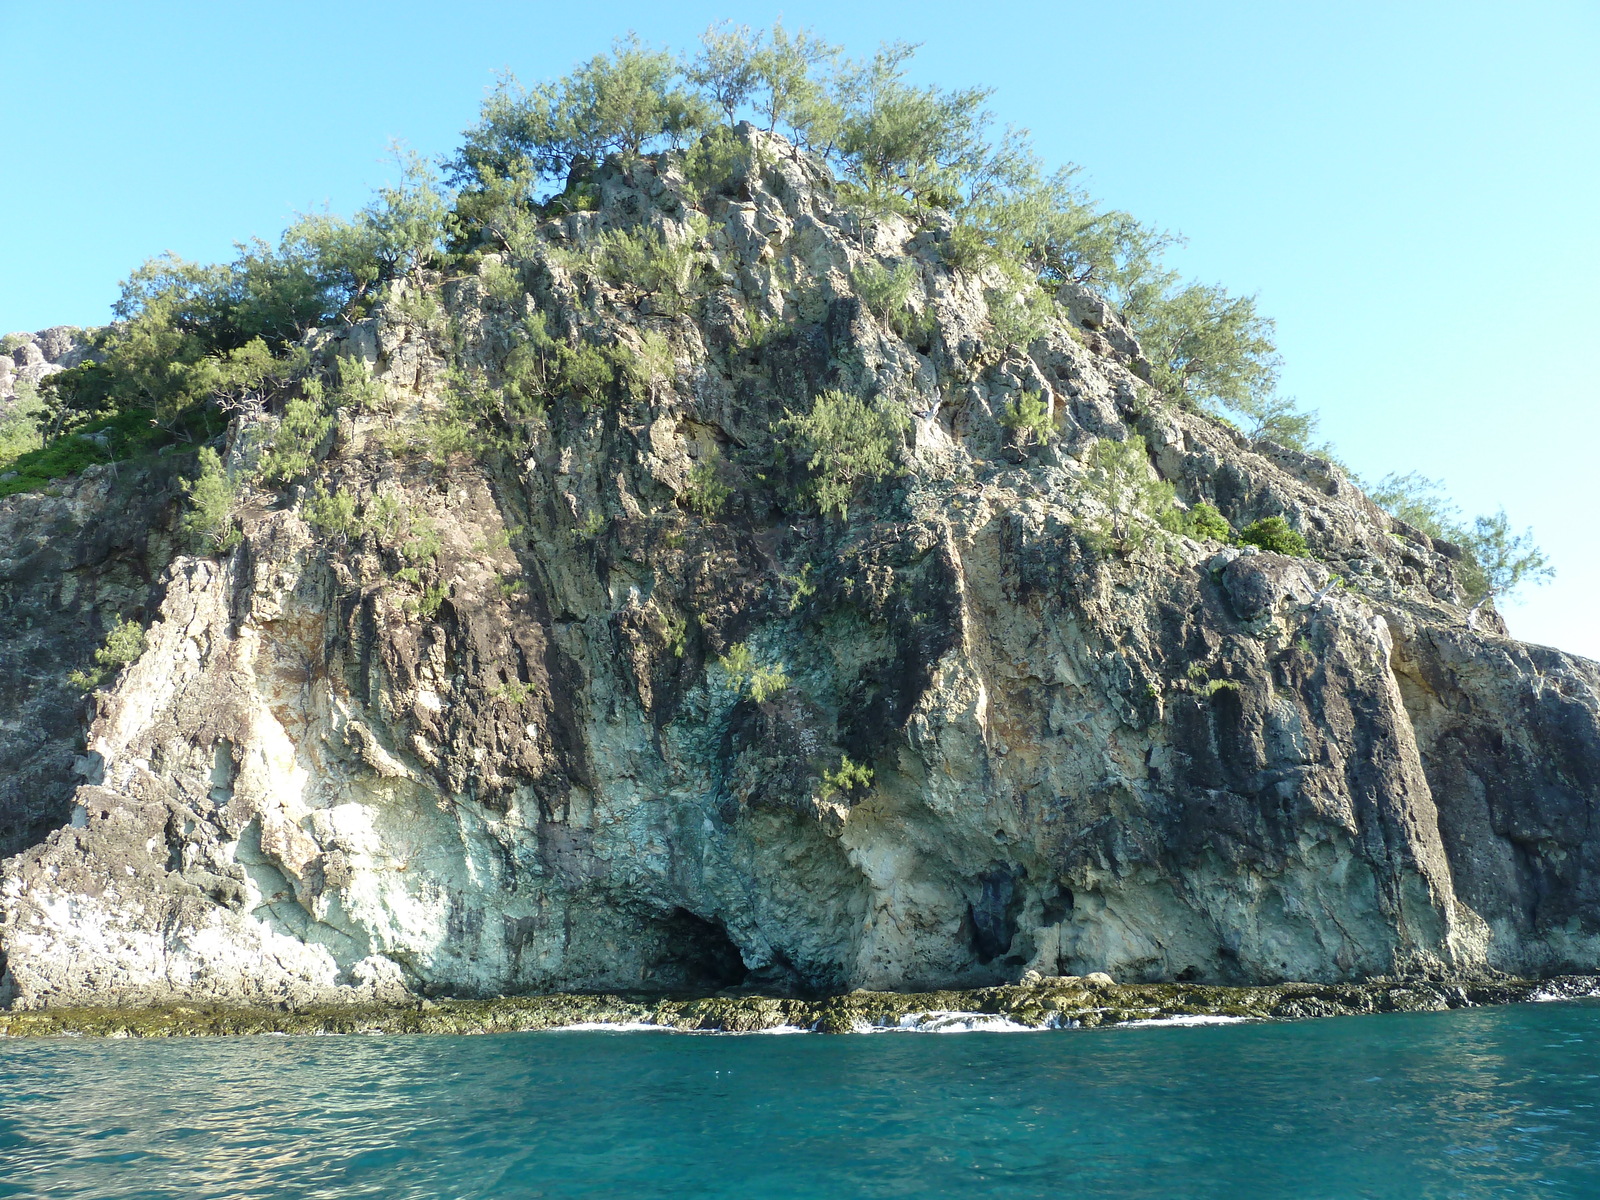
[549, 1020, 670, 1033]
[547, 1020, 813, 1035]
[544, 1013, 1053, 1034]
[1119, 1014, 1254, 1028]
[1531, 985, 1600, 1003]
[872, 1011, 1052, 1033]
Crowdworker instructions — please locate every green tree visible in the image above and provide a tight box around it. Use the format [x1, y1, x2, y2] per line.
[1125, 280, 1279, 419]
[1181, 501, 1233, 542]
[1368, 472, 1552, 602]
[834, 42, 996, 211]
[852, 259, 931, 339]
[359, 147, 450, 281]
[998, 391, 1053, 447]
[778, 389, 910, 520]
[1459, 510, 1553, 601]
[1082, 435, 1180, 552]
[717, 641, 790, 701]
[819, 754, 873, 801]
[0, 380, 45, 468]
[181, 446, 242, 553]
[68, 616, 147, 691]
[451, 36, 711, 199]
[684, 22, 762, 125]
[257, 395, 333, 485]
[683, 450, 731, 517]
[750, 21, 841, 150]
[304, 483, 360, 542]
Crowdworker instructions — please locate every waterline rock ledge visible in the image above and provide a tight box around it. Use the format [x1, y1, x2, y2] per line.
[4, 976, 1600, 1038]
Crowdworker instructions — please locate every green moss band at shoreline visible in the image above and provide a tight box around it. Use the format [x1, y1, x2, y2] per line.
[4, 976, 1597, 1039]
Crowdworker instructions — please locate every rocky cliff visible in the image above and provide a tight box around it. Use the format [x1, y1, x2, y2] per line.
[3, 128, 1597, 1010]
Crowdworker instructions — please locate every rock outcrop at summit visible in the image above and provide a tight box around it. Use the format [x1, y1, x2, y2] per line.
[0, 326, 88, 408]
[2, 128, 1597, 1010]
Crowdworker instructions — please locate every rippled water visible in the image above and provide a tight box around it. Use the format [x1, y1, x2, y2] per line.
[5, 1001, 1600, 1198]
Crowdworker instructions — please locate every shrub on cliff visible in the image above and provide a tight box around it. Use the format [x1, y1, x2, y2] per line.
[256, 395, 334, 485]
[67, 616, 147, 691]
[181, 447, 241, 554]
[1239, 516, 1310, 558]
[1082, 435, 1180, 553]
[438, 23, 1307, 458]
[1181, 502, 1233, 543]
[691, 21, 842, 151]
[0, 380, 44, 469]
[998, 391, 1054, 448]
[778, 390, 910, 520]
[717, 641, 790, 702]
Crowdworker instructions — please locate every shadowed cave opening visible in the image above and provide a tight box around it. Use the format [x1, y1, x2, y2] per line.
[969, 866, 1026, 964]
[643, 909, 750, 992]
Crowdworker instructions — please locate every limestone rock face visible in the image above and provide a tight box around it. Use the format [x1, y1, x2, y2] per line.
[0, 326, 89, 408]
[2, 129, 1596, 1009]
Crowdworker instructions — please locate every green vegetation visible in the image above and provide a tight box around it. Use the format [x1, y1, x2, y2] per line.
[453, 35, 710, 194]
[304, 483, 360, 541]
[998, 391, 1053, 447]
[180, 447, 242, 553]
[1368, 472, 1552, 602]
[1181, 501, 1233, 543]
[717, 641, 789, 701]
[852, 260, 930, 341]
[68, 616, 147, 691]
[683, 451, 731, 517]
[1239, 516, 1310, 558]
[488, 679, 540, 706]
[256, 395, 334, 485]
[1, 24, 1545, 606]
[593, 222, 706, 314]
[0, 381, 45, 467]
[47, 151, 442, 434]
[783, 562, 816, 612]
[6, 150, 444, 499]
[818, 753, 873, 802]
[682, 125, 748, 202]
[987, 276, 1056, 348]
[414, 580, 450, 619]
[621, 330, 676, 403]
[1082, 435, 1180, 553]
[778, 389, 909, 520]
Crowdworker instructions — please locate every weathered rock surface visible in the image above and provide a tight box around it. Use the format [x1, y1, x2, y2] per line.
[2, 128, 1597, 1010]
[0, 326, 89, 407]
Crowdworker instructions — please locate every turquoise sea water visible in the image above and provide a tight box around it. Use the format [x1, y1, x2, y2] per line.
[4, 1002, 1600, 1198]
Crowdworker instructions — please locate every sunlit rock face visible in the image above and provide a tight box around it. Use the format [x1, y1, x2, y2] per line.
[3, 128, 1597, 1010]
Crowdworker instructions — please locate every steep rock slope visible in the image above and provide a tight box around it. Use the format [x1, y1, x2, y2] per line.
[3, 130, 1597, 1008]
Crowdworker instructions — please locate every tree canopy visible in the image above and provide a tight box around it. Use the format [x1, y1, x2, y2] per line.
[1367, 472, 1553, 602]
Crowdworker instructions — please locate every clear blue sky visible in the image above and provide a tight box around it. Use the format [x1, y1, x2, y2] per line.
[2, 0, 1595, 658]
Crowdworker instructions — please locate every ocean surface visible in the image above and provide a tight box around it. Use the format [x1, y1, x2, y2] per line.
[5, 1001, 1600, 1199]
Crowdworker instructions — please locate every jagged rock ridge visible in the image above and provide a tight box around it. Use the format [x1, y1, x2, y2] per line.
[2, 128, 1597, 1009]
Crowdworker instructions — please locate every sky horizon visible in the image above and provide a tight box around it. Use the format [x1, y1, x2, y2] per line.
[2, 0, 1595, 658]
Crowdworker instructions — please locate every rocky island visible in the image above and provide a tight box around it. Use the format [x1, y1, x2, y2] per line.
[1, 32, 1595, 1033]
